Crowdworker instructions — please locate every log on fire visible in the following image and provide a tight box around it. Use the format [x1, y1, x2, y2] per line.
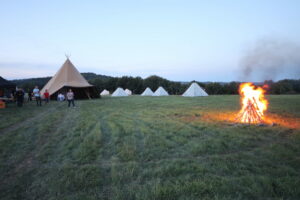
[236, 97, 264, 124]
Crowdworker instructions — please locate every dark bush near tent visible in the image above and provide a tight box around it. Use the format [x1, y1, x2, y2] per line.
[0, 76, 16, 98]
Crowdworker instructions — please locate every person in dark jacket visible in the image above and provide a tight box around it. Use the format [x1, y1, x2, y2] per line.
[27, 90, 32, 102]
[15, 88, 25, 107]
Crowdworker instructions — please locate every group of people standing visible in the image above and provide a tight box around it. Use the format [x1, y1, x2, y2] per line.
[14, 86, 75, 107]
[31, 86, 49, 106]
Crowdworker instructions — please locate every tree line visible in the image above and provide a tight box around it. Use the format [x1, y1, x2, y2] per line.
[89, 76, 300, 95]
[12, 73, 300, 95]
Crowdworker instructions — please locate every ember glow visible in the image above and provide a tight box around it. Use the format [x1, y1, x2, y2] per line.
[236, 83, 268, 124]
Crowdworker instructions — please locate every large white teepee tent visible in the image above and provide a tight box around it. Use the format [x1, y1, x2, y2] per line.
[154, 86, 169, 96]
[182, 82, 208, 97]
[112, 87, 128, 97]
[141, 87, 154, 96]
[100, 89, 110, 96]
[41, 58, 98, 99]
[125, 89, 132, 95]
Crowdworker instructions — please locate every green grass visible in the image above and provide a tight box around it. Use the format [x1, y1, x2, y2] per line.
[0, 95, 300, 200]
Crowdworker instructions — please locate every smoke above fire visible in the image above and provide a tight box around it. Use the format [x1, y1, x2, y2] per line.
[239, 38, 300, 81]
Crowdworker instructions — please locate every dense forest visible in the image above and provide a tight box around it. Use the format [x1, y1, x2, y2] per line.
[11, 73, 300, 95]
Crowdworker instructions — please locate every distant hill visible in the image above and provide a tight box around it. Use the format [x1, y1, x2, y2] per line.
[12, 77, 52, 91]
[81, 72, 113, 81]
[11, 72, 113, 90]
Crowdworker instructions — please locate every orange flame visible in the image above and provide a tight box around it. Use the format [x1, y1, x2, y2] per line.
[237, 82, 268, 124]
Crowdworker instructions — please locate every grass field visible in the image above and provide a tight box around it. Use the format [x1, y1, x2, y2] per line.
[0, 95, 300, 200]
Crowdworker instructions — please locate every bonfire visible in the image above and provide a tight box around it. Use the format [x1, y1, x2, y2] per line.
[236, 82, 268, 124]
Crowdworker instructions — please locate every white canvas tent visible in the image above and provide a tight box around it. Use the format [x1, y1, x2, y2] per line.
[125, 89, 132, 95]
[100, 89, 110, 96]
[40, 58, 98, 99]
[154, 86, 169, 96]
[112, 87, 128, 97]
[182, 82, 208, 97]
[141, 87, 154, 96]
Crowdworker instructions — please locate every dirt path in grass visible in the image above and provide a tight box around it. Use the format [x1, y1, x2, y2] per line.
[16, 116, 67, 170]
[0, 103, 70, 188]
[0, 104, 64, 136]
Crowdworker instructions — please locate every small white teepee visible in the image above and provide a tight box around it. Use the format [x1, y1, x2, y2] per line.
[112, 87, 128, 97]
[182, 82, 208, 97]
[125, 89, 132, 95]
[100, 89, 110, 96]
[141, 87, 154, 96]
[154, 86, 169, 96]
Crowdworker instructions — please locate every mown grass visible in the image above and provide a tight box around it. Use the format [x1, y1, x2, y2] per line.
[0, 95, 299, 200]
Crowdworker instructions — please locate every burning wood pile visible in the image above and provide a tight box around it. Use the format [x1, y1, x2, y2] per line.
[236, 83, 268, 124]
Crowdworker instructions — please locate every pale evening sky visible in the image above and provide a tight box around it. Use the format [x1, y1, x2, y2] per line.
[0, 0, 300, 82]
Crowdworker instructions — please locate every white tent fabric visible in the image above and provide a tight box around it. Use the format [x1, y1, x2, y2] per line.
[100, 89, 110, 96]
[112, 87, 128, 97]
[153, 86, 169, 96]
[141, 87, 154, 96]
[182, 82, 208, 97]
[125, 89, 132, 95]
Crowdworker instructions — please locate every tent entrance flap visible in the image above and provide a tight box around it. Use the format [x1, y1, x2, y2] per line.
[51, 86, 99, 99]
[85, 89, 91, 99]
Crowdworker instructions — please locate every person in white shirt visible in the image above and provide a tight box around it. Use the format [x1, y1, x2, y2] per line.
[66, 89, 75, 107]
[57, 93, 65, 101]
[33, 86, 41, 106]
